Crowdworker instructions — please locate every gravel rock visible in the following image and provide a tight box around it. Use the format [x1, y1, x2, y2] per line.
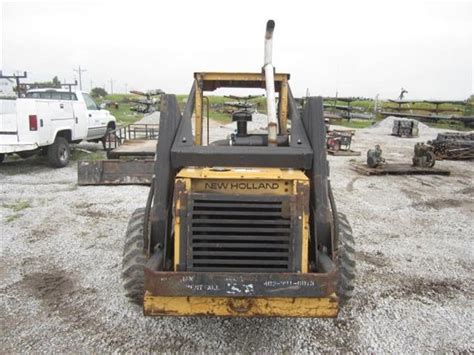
[1, 126, 473, 352]
[369, 116, 436, 136]
[136, 112, 160, 125]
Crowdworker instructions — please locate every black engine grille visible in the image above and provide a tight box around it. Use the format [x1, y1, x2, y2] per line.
[187, 194, 294, 272]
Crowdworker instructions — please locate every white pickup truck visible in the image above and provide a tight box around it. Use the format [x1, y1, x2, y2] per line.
[0, 88, 116, 167]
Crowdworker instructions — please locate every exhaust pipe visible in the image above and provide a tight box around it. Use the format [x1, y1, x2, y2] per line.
[264, 20, 278, 146]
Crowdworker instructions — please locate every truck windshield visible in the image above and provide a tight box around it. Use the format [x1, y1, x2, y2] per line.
[82, 93, 99, 110]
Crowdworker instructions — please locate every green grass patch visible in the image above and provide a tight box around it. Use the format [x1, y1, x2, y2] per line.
[8, 154, 21, 161]
[426, 121, 472, 132]
[94, 95, 144, 126]
[5, 214, 21, 223]
[104, 94, 137, 102]
[209, 111, 232, 124]
[334, 120, 375, 129]
[71, 150, 105, 161]
[106, 105, 143, 126]
[4, 200, 31, 212]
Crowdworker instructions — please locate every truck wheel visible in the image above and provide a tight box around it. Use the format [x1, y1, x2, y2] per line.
[122, 208, 147, 304]
[0, 154, 4, 163]
[47, 137, 70, 168]
[336, 213, 356, 302]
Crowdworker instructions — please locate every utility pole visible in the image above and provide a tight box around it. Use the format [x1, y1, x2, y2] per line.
[109, 79, 114, 94]
[90, 80, 93, 91]
[73, 66, 87, 90]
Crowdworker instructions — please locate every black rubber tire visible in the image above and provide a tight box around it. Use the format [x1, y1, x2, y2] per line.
[122, 208, 147, 304]
[39, 147, 48, 156]
[0, 154, 4, 163]
[336, 212, 356, 302]
[47, 137, 70, 168]
[427, 151, 436, 168]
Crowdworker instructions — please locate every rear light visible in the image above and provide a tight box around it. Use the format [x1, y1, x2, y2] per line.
[29, 115, 38, 131]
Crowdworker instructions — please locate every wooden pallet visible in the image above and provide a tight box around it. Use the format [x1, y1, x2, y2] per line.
[328, 149, 361, 156]
[351, 163, 450, 176]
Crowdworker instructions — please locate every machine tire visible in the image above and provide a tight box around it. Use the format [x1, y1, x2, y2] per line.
[336, 212, 356, 302]
[122, 208, 147, 304]
[0, 154, 4, 163]
[47, 137, 70, 168]
[426, 151, 436, 168]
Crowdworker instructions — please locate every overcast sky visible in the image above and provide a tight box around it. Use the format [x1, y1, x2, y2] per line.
[1, 0, 472, 100]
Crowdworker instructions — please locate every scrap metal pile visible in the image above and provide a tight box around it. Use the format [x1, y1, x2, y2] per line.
[326, 130, 354, 151]
[367, 145, 385, 168]
[129, 89, 163, 113]
[427, 132, 474, 160]
[354, 144, 450, 176]
[392, 119, 419, 137]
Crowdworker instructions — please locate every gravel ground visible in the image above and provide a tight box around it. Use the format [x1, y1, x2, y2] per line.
[136, 112, 160, 125]
[1, 121, 473, 353]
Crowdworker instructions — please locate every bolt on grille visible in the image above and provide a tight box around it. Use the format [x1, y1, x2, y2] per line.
[188, 194, 293, 272]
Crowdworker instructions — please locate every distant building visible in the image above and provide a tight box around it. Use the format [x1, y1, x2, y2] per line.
[0, 78, 16, 97]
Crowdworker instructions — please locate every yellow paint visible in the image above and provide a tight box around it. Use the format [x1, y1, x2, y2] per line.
[173, 179, 186, 271]
[298, 180, 310, 273]
[177, 167, 308, 181]
[144, 293, 338, 317]
[191, 179, 293, 195]
[279, 77, 288, 134]
[173, 167, 310, 272]
[192, 72, 292, 146]
[194, 72, 290, 82]
[194, 80, 203, 145]
[301, 199, 309, 273]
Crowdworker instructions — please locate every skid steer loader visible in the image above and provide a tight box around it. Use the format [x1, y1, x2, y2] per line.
[122, 20, 355, 317]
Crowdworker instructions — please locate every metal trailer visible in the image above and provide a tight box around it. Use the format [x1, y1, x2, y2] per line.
[78, 123, 158, 185]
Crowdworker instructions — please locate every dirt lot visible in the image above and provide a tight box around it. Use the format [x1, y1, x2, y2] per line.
[1, 121, 473, 352]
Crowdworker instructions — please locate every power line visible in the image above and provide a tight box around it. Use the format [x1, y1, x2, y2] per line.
[73, 65, 87, 90]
